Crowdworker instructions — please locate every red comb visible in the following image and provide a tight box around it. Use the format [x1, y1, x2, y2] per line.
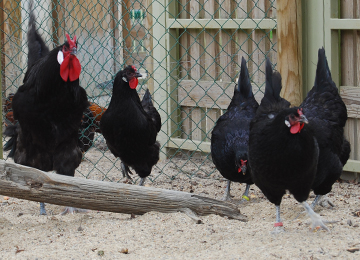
[240, 160, 247, 167]
[297, 108, 303, 116]
[131, 65, 137, 71]
[65, 34, 77, 49]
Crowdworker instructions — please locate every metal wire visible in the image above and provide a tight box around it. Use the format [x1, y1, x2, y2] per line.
[1, 0, 277, 183]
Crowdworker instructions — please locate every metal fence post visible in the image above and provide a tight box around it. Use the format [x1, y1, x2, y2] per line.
[152, 0, 168, 160]
[303, 0, 325, 94]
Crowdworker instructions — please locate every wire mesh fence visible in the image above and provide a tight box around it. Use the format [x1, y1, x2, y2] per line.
[1, 0, 277, 183]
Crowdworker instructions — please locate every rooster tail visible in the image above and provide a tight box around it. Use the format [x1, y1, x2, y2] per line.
[264, 58, 282, 101]
[236, 57, 253, 98]
[142, 89, 153, 105]
[27, 0, 50, 68]
[3, 125, 18, 158]
[314, 47, 333, 91]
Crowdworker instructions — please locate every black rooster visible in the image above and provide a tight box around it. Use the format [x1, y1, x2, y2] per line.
[100, 66, 161, 185]
[301, 48, 350, 208]
[249, 58, 328, 232]
[4, 1, 88, 215]
[211, 57, 258, 202]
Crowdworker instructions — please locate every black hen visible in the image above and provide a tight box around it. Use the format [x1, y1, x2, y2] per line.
[249, 58, 328, 232]
[300, 48, 350, 208]
[100, 66, 161, 185]
[4, 1, 88, 215]
[211, 57, 258, 202]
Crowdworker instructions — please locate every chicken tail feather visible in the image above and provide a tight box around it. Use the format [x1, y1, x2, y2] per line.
[314, 47, 333, 91]
[237, 57, 253, 98]
[27, 0, 50, 68]
[264, 58, 282, 102]
[142, 88, 152, 105]
[4, 125, 18, 158]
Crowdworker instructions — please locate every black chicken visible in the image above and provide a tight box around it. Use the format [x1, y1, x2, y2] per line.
[301, 48, 350, 208]
[100, 66, 161, 185]
[4, 1, 88, 215]
[249, 58, 328, 232]
[211, 57, 258, 202]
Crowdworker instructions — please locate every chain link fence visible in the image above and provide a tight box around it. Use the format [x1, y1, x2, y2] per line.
[1, 0, 277, 184]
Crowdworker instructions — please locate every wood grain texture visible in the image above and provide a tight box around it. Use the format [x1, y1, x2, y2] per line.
[340, 86, 360, 119]
[178, 80, 263, 109]
[0, 160, 247, 222]
[277, 0, 302, 106]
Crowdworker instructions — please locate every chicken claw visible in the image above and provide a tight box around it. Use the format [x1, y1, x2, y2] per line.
[60, 207, 89, 215]
[318, 195, 335, 208]
[302, 202, 330, 231]
[121, 162, 134, 181]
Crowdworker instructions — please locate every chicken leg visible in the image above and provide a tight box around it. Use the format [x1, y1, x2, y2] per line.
[139, 178, 146, 186]
[240, 184, 251, 203]
[311, 194, 335, 209]
[40, 202, 47, 215]
[121, 162, 134, 181]
[222, 180, 232, 201]
[272, 205, 285, 234]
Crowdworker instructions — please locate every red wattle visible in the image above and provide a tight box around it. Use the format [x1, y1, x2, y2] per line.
[60, 54, 81, 82]
[238, 167, 241, 173]
[290, 122, 304, 134]
[129, 77, 138, 89]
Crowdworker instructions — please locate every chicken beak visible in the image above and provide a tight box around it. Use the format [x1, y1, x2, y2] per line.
[299, 114, 309, 124]
[71, 47, 77, 55]
[241, 165, 247, 175]
[135, 71, 142, 78]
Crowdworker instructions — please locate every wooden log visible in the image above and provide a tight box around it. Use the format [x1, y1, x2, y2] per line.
[0, 160, 247, 222]
[277, 0, 302, 106]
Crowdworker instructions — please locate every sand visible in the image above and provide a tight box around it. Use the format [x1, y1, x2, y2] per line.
[1, 141, 360, 259]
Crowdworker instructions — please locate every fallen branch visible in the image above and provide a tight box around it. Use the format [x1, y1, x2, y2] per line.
[0, 160, 247, 222]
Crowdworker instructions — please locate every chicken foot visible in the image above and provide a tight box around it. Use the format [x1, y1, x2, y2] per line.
[240, 184, 251, 203]
[302, 201, 330, 231]
[311, 194, 335, 209]
[60, 207, 89, 215]
[221, 182, 251, 203]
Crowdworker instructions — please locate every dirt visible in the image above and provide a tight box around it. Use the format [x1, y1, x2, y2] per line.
[1, 142, 360, 259]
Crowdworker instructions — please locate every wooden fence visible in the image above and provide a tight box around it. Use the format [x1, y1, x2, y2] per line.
[165, 0, 277, 153]
[303, 0, 360, 179]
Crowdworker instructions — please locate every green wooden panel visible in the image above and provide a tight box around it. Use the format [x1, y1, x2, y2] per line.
[168, 18, 277, 29]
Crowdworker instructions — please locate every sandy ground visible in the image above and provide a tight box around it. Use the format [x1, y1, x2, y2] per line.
[1, 140, 360, 259]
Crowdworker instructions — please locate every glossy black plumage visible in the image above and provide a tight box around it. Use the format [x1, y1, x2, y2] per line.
[300, 48, 350, 200]
[211, 57, 258, 200]
[249, 59, 326, 230]
[100, 66, 161, 182]
[8, 2, 88, 177]
[249, 59, 318, 206]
